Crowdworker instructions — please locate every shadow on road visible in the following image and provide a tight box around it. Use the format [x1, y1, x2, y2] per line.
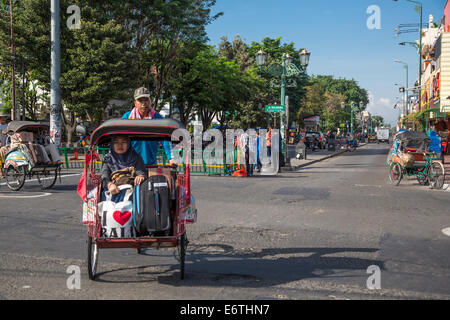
[93, 244, 383, 288]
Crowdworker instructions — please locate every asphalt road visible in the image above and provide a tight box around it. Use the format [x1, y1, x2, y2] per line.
[0, 143, 449, 300]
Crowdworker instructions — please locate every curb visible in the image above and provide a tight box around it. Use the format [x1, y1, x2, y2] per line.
[281, 143, 368, 172]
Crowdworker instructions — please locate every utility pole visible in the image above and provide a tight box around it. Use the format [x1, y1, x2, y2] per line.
[9, 0, 16, 120]
[50, 0, 62, 145]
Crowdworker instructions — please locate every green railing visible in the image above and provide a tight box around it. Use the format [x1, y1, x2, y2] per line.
[58, 146, 108, 170]
[58, 146, 241, 176]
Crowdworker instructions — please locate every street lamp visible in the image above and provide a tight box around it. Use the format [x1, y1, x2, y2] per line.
[394, 59, 409, 118]
[299, 49, 311, 68]
[393, 0, 423, 113]
[285, 53, 293, 65]
[256, 48, 310, 164]
[399, 41, 419, 49]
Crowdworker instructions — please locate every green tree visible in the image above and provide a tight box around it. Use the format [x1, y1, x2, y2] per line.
[170, 45, 250, 129]
[91, 0, 223, 110]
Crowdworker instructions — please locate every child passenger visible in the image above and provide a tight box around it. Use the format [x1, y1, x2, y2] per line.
[101, 135, 146, 200]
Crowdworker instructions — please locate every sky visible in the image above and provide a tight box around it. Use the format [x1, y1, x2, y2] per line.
[205, 0, 446, 126]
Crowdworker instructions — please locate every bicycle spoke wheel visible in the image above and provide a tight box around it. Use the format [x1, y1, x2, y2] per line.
[37, 169, 58, 189]
[4, 165, 26, 191]
[178, 232, 188, 280]
[87, 236, 99, 280]
[389, 162, 402, 186]
[428, 161, 445, 190]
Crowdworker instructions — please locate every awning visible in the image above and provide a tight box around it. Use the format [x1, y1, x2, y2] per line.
[415, 107, 440, 118]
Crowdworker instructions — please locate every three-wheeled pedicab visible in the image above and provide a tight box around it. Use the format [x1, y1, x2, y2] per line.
[81, 119, 196, 280]
[387, 131, 445, 189]
[1, 121, 61, 191]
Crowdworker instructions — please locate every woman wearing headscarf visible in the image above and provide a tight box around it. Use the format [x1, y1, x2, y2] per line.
[101, 135, 146, 199]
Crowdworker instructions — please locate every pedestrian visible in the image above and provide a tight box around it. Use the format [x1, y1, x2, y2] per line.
[122, 87, 176, 166]
[266, 126, 272, 159]
[0, 111, 8, 147]
[254, 130, 262, 172]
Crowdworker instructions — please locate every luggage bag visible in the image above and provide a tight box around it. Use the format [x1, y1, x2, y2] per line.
[133, 175, 172, 236]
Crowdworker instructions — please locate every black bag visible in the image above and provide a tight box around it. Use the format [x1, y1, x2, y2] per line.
[133, 175, 172, 236]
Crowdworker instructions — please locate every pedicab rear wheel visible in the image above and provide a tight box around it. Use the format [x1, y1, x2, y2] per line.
[428, 161, 445, 190]
[389, 162, 402, 186]
[87, 236, 99, 280]
[4, 165, 26, 191]
[36, 169, 58, 189]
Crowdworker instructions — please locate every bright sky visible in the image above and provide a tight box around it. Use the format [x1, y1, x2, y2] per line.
[205, 0, 445, 126]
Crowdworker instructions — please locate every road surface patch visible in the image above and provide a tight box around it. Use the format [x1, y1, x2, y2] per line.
[442, 228, 450, 237]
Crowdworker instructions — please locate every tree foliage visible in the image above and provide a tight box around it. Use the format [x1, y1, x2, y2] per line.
[0, 1, 373, 142]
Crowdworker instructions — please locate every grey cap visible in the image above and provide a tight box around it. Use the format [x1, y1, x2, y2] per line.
[134, 87, 151, 100]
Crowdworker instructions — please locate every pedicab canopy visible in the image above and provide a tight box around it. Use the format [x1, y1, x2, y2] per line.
[394, 131, 429, 142]
[90, 118, 185, 146]
[393, 131, 431, 151]
[5, 121, 50, 133]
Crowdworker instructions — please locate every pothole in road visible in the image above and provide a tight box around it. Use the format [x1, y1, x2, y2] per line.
[212, 273, 262, 284]
[272, 187, 330, 201]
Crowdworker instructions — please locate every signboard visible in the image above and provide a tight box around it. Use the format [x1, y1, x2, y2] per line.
[265, 105, 286, 112]
[440, 33, 450, 112]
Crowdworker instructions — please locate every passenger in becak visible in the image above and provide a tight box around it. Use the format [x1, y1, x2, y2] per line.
[101, 135, 146, 199]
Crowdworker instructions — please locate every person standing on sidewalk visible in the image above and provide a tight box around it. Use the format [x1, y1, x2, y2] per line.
[266, 126, 272, 159]
[254, 130, 262, 172]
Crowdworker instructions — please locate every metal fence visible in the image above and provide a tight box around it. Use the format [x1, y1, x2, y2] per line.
[58, 146, 242, 176]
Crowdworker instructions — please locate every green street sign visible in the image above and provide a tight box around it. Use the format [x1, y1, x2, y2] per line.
[265, 105, 286, 112]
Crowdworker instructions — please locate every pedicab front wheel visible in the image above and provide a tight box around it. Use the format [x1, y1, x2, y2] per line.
[178, 232, 188, 280]
[87, 236, 99, 280]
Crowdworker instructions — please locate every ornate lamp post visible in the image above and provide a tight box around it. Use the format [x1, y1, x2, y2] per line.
[393, 0, 423, 112]
[255, 49, 310, 163]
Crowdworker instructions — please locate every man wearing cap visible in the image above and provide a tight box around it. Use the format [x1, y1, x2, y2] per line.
[122, 87, 175, 165]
